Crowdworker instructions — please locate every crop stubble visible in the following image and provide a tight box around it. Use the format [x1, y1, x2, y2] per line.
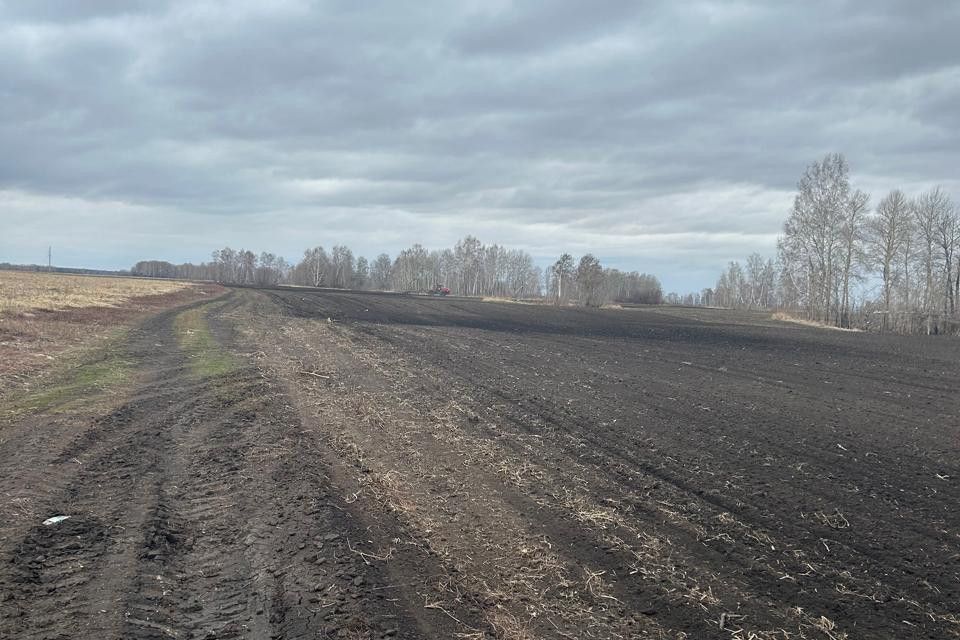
[0, 288, 956, 639]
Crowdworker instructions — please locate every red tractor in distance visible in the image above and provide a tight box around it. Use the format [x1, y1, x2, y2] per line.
[429, 284, 451, 296]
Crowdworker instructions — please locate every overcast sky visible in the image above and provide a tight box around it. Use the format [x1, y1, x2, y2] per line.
[1, 1, 958, 292]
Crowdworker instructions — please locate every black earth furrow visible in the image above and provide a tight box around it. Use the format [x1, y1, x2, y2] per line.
[353, 316, 960, 607]
[267, 288, 959, 640]
[415, 329, 959, 634]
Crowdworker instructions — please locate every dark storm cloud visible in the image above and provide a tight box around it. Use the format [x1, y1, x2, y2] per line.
[1, 0, 958, 290]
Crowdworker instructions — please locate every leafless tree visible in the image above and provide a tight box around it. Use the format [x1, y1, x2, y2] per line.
[778, 153, 853, 324]
[238, 250, 256, 284]
[254, 252, 286, 285]
[331, 245, 354, 288]
[604, 270, 662, 304]
[353, 256, 369, 290]
[391, 244, 431, 291]
[866, 190, 911, 329]
[575, 254, 605, 307]
[913, 188, 949, 331]
[551, 253, 575, 305]
[371, 253, 391, 290]
[932, 189, 958, 315]
[837, 189, 869, 327]
[297, 247, 329, 287]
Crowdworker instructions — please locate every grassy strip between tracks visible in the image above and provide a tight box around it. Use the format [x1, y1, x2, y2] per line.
[174, 304, 237, 378]
[1, 331, 135, 418]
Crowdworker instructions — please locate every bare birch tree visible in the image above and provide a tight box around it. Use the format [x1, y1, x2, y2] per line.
[551, 254, 575, 305]
[866, 190, 911, 329]
[913, 188, 945, 331]
[575, 254, 605, 307]
[778, 153, 852, 324]
[837, 189, 869, 327]
[933, 190, 958, 315]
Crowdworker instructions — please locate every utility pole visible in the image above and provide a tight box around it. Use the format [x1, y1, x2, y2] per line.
[48, 246, 52, 272]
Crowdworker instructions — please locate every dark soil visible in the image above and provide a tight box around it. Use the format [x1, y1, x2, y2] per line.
[0, 296, 465, 639]
[1, 288, 958, 639]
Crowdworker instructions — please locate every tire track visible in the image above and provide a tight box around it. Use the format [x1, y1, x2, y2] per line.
[1, 294, 466, 639]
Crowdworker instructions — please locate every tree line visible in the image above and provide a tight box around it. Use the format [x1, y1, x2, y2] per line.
[546, 253, 662, 305]
[704, 153, 958, 333]
[132, 236, 662, 306]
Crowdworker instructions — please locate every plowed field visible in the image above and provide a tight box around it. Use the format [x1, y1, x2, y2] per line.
[1, 288, 957, 639]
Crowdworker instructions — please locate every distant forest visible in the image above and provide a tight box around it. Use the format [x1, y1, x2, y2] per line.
[0, 264, 122, 277]
[131, 236, 663, 306]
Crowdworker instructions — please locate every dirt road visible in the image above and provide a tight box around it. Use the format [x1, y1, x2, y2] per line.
[1, 289, 957, 639]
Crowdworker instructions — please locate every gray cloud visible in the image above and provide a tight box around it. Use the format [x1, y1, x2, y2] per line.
[1, 0, 958, 291]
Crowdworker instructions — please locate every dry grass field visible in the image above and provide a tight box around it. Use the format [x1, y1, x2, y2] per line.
[0, 270, 193, 315]
[0, 270, 220, 395]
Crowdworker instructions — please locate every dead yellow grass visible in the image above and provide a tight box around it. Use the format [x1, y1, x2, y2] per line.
[480, 296, 546, 306]
[0, 271, 194, 315]
[771, 311, 860, 332]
